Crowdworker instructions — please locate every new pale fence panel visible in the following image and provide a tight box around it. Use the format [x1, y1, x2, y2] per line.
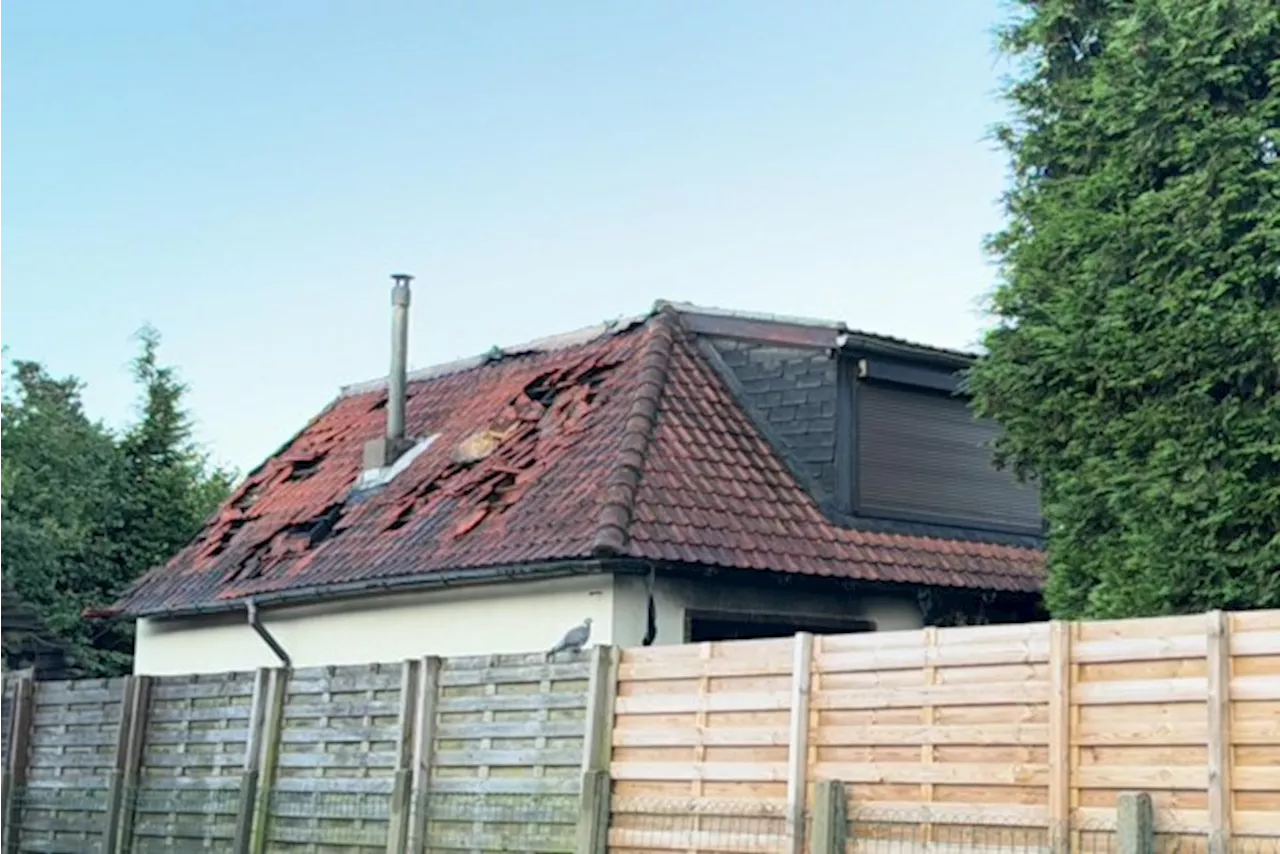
[130, 670, 257, 852]
[1225, 610, 1280, 840]
[426, 653, 591, 854]
[1071, 613, 1210, 835]
[19, 677, 127, 853]
[812, 622, 1053, 852]
[609, 637, 797, 854]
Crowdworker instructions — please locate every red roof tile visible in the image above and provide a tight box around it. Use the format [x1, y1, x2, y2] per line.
[109, 309, 1043, 616]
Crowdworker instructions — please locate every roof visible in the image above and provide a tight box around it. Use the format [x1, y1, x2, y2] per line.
[107, 303, 1043, 617]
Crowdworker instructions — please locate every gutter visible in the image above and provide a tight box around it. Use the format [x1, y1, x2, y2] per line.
[123, 558, 652, 623]
[836, 331, 974, 371]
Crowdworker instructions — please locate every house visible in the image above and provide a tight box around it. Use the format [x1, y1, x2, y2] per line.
[98, 289, 1046, 676]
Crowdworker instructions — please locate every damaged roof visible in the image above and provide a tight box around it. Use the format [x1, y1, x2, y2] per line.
[107, 303, 1043, 617]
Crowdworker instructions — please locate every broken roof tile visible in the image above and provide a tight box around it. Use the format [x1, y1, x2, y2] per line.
[108, 305, 1044, 617]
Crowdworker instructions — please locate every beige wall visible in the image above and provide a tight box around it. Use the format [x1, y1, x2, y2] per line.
[134, 571, 925, 676]
[133, 575, 615, 676]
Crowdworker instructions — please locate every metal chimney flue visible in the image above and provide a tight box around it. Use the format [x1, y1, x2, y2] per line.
[387, 273, 413, 443]
[363, 273, 416, 473]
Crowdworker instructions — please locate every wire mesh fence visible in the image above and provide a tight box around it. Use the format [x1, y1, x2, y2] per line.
[610, 797, 797, 854]
[1227, 836, 1280, 854]
[5, 785, 584, 853]
[843, 810, 1280, 854]
[127, 785, 243, 850]
[426, 793, 580, 853]
[850, 810, 1056, 854]
[265, 788, 393, 848]
[5, 786, 1279, 854]
[7, 785, 113, 853]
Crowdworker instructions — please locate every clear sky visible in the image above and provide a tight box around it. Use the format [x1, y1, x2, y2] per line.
[4, 0, 1016, 475]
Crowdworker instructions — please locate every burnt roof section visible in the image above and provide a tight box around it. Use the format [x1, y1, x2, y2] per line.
[106, 302, 1041, 618]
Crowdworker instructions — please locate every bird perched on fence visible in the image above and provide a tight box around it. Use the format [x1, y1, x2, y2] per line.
[546, 618, 592, 661]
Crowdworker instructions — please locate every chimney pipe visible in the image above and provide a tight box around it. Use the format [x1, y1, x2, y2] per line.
[362, 273, 416, 474]
[387, 273, 413, 443]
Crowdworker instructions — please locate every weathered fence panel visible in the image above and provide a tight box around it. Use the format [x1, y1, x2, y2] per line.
[128, 670, 257, 852]
[19, 677, 127, 853]
[264, 662, 404, 852]
[426, 653, 592, 853]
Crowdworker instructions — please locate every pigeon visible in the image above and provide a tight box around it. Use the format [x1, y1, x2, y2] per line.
[546, 618, 592, 661]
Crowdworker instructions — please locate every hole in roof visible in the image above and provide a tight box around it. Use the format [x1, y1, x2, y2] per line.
[232, 483, 264, 511]
[286, 453, 327, 482]
[207, 519, 247, 557]
[522, 372, 559, 406]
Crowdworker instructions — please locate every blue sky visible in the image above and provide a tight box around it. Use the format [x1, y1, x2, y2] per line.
[4, 0, 1016, 474]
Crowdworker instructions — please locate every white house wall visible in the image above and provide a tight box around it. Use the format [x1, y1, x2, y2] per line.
[133, 572, 925, 676]
[133, 575, 615, 676]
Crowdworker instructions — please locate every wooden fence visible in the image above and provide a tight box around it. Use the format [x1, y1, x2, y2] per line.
[2, 609, 1277, 854]
[610, 609, 1280, 854]
[0, 652, 601, 853]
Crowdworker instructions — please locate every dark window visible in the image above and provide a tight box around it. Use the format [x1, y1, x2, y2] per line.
[854, 380, 1042, 533]
[685, 610, 874, 643]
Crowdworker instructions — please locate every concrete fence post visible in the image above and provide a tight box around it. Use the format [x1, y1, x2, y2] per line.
[1116, 792, 1155, 854]
[811, 780, 847, 854]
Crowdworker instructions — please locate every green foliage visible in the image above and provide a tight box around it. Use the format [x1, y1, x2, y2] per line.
[1, 330, 234, 675]
[968, 0, 1280, 618]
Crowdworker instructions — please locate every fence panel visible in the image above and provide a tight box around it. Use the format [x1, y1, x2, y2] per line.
[263, 662, 403, 852]
[423, 653, 590, 852]
[1227, 610, 1280, 840]
[609, 637, 795, 854]
[17, 677, 127, 853]
[1071, 612, 1214, 837]
[812, 622, 1053, 851]
[129, 670, 257, 852]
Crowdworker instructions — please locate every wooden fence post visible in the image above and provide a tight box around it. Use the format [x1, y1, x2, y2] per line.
[811, 779, 847, 854]
[233, 669, 271, 854]
[386, 659, 422, 854]
[106, 676, 151, 854]
[1206, 611, 1232, 854]
[787, 633, 814, 854]
[1116, 792, 1154, 854]
[1048, 620, 1072, 851]
[576, 769, 611, 854]
[1, 672, 36, 854]
[248, 667, 287, 854]
[576, 645, 619, 854]
[0, 676, 11, 850]
[407, 656, 441, 854]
